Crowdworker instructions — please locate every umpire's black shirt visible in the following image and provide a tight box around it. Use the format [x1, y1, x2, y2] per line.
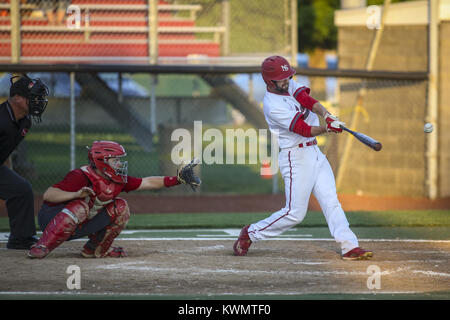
[0, 100, 32, 165]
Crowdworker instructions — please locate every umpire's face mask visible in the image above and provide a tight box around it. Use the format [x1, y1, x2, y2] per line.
[10, 75, 49, 123]
[27, 79, 49, 123]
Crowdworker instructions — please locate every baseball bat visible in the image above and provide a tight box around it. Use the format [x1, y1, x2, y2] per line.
[340, 126, 382, 151]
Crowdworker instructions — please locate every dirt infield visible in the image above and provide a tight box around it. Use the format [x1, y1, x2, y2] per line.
[1, 193, 450, 217]
[1, 239, 449, 297]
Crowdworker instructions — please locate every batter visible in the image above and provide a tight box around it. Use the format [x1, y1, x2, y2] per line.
[233, 56, 373, 260]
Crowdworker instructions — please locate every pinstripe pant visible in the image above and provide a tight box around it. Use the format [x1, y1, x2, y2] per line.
[247, 145, 359, 254]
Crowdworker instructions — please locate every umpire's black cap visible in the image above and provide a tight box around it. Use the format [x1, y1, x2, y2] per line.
[9, 74, 34, 98]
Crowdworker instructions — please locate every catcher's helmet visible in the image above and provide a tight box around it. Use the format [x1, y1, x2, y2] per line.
[261, 56, 296, 89]
[88, 141, 128, 184]
[10, 74, 49, 123]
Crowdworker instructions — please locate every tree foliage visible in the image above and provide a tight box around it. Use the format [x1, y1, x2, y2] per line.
[298, 0, 418, 53]
[298, 0, 339, 53]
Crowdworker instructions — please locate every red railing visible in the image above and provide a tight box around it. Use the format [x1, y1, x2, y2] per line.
[0, 0, 223, 63]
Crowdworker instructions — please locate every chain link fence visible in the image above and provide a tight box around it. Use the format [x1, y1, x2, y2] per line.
[0, 70, 280, 195]
[0, 69, 428, 197]
[333, 77, 428, 197]
[0, 0, 295, 64]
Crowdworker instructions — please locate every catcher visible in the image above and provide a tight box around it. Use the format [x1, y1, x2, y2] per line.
[28, 140, 200, 259]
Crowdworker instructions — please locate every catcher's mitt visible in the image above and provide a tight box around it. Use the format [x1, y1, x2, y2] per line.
[177, 158, 201, 191]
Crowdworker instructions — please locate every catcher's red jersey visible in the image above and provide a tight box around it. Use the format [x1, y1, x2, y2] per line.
[81, 165, 123, 201]
[80, 165, 130, 219]
[44, 167, 142, 207]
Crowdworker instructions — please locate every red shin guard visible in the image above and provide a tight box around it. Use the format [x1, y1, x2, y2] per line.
[28, 200, 89, 259]
[91, 198, 130, 258]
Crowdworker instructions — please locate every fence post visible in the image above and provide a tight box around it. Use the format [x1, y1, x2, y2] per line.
[118, 73, 123, 103]
[70, 72, 76, 171]
[290, 0, 298, 67]
[10, 0, 21, 63]
[221, 0, 230, 56]
[248, 73, 254, 101]
[426, 0, 439, 199]
[148, 0, 158, 64]
[150, 75, 157, 135]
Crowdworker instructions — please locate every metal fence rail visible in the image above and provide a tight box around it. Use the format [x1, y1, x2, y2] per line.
[0, 63, 429, 78]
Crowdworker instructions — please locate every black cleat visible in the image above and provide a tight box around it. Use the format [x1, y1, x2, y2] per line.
[7, 235, 39, 250]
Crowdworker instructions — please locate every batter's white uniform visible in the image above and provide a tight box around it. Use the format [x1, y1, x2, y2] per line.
[247, 79, 359, 254]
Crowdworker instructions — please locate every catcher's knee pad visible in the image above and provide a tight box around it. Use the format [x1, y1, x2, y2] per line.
[105, 198, 130, 227]
[62, 200, 89, 225]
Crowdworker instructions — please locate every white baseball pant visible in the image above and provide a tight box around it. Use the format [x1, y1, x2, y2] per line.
[248, 144, 359, 254]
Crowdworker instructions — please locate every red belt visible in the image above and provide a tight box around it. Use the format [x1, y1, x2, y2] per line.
[298, 139, 317, 148]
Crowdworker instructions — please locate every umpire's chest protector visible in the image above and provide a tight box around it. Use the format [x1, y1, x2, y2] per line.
[80, 166, 124, 218]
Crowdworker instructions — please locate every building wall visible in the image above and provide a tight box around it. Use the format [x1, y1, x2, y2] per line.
[336, 26, 428, 196]
[338, 26, 428, 72]
[439, 22, 450, 197]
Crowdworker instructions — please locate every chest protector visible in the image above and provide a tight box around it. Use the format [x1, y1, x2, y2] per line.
[80, 166, 124, 219]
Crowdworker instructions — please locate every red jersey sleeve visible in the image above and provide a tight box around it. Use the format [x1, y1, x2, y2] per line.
[293, 86, 318, 110]
[289, 112, 313, 137]
[123, 176, 142, 192]
[52, 169, 90, 192]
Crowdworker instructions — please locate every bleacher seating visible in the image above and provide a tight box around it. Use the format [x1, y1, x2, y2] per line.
[0, 0, 222, 63]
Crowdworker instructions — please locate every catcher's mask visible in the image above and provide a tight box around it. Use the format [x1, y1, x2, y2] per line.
[10, 74, 49, 123]
[261, 55, 296, 90]
[87, 141, 128, 184]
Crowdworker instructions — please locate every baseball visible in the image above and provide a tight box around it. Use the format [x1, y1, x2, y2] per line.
[424, 123, 433, 133]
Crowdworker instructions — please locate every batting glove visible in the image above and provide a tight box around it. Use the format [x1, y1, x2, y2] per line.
[325, 113, 345, 133]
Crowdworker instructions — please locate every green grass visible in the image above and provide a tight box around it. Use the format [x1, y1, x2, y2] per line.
[125, 210, 450, 229]
[1, 210, 449, 232]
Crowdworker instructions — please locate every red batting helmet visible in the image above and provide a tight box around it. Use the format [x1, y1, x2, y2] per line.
[88, 141, 128, 184]
[261, 56, 296, 89]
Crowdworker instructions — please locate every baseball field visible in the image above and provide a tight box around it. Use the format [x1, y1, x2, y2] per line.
[0, 209, 449, 300]
[1, 2, 449, 317]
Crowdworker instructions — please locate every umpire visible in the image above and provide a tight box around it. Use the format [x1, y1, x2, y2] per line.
[0, 74, 49, 249]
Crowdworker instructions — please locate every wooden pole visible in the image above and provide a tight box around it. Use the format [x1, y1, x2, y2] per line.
[148, 0, 158, 64]
[221, 0, 230, 56]
[290, 0, 298, 67]
[10, 0, 21, 63]
[426, 0, 439, 199]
